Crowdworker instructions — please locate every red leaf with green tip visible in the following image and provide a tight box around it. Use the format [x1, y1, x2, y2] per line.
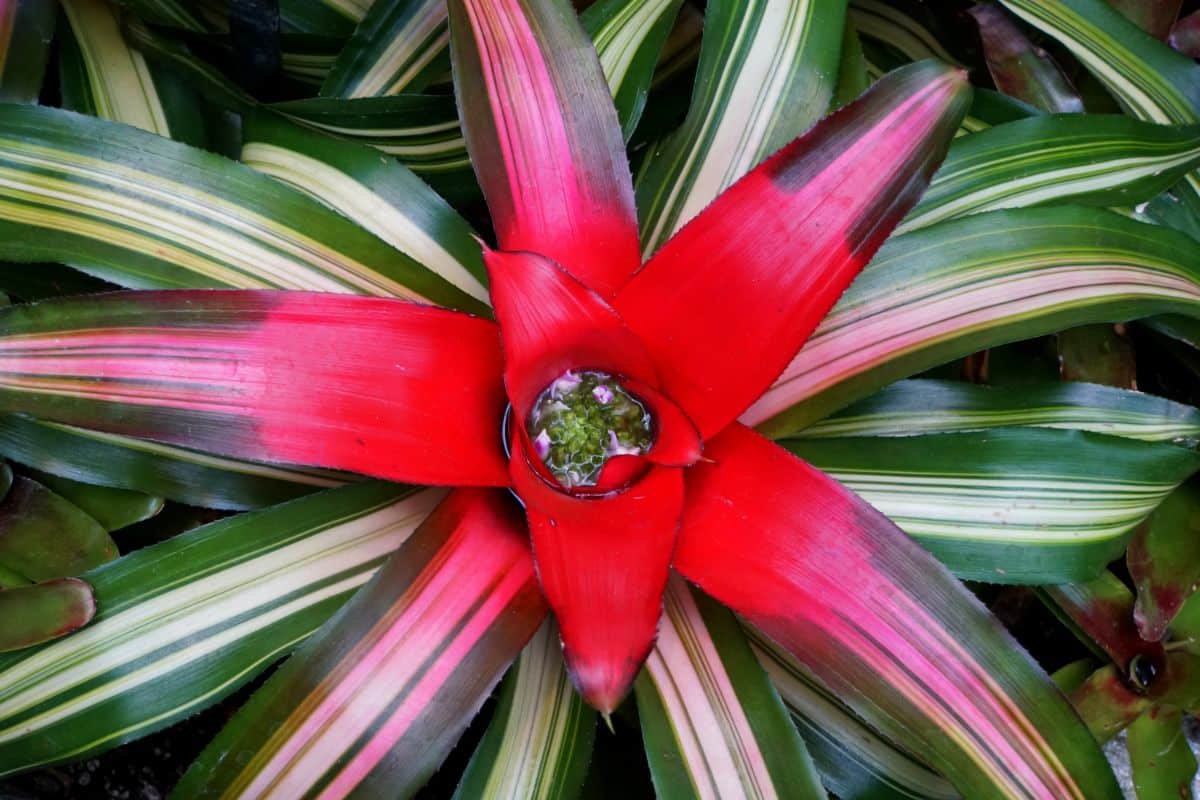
[0, 476, 116, 584]
[673, 423, 1120, 799]
[0, 290, 510, 486]
[615, 61, 971, 439]
[1129, 481, 1200, 641]
[0, 578, 95, 652]
[1043, 572, 1159, 673]
[970, 4, 1086, 113]
[510, 445, 683, 713]
[448, 0, 640, 298]
[177, 487, 546, 798]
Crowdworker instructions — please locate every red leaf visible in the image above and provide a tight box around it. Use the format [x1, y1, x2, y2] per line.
[449, 0, 640, 298]
[0, 291, 510, 486]
[510, 439, 683, 712]
[673, 424, 1120, 799]
[615, 61, 971, 439]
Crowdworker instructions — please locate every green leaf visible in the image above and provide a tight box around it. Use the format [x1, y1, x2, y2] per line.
[831, 16, 870, 109]
[21, 469, 162, 532]
[322, 0, 450, 96]
[1128, 707, 1197, 800]
[0, 476, 116, 585]
[635, 0, 848, 255]
[0, 0, 55, 103]
[280, 0, 369, 36]
[0, 414, 344, 511]
[749, 626, 957, 800]
[241, 110, 489, 302]
[1071, 663, 1154, 742]
[454, 621, 595, 800]
[797, 379, 1200, 445]
[635, 577, 825, 800]
[177, 489, 545, 798]
[784, 428, 1200, 583]
[899, 115, 1200, 234]
[999, 0, 1200, 213]
[0, 103, 486, 313]
[848, 0, 961, 66]
[0, 579, 95, 653]
[118, 0, 212, 31]
[1128, 480, 1200, 640]
[583, 0, 685, 141]
[0, 482, 441, 776]
[280, 34, 344, 87]
[970, 4, 1085, 114]
[748, 206, 1200, 435]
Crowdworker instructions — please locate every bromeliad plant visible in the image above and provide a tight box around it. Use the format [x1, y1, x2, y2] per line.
[8, 0, 1200, 797]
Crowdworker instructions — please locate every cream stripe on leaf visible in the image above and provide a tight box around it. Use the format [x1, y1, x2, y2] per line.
[747, 205, 1200, 435]
[799, 379, 1200, 445]
[784, 427, 1200, 584]
[747, 627, 957, 800]
[848, 0, 959, 66]
[242, 111, 490, 302]
[635, 576, 825, 800]
[900, 114, 1200, 233]
[999, 0, 1200, 215]
[175, 489, 546, 800]
[323, 0, 452, 97]
[279, 0, 369, 36]
[0, 103, 486, 314]
[635, 0, 848, 255]
[454, 621, 596, 800]
[583, 0, 686, 141]
[0, 482, 443, 776]
[60, 0, 170, 136]
[0, 414, 349, 511]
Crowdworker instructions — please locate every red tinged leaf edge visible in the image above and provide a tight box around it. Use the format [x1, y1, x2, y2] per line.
[0, 290, 511, 486]
[510, 440, 684, 713]
[673, 424, 1121, 800]
[175, 488, 547, 797]
[448, 0, 641, 298]
[615, 60, 972, 440]
[0, 578, 97, 653]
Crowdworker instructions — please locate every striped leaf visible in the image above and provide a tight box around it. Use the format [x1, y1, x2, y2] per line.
[848, 0, 959, 66]
[60, 0, 173, 137]
[121, 16, 257, 114]
[241, 110, 489, 302]
[0, 414, 343, 511]
[899, 114, 1200, 233]
[999, 0, 1200, 212]
[635, 0, 849, 255]
[747, 206, 1200, 436]
[323, 0, 449, 97]
[0, 579, 95, 653]
[176, 488, 546, 799]
[748, 626, 957, 800]
[0, 482, 442, 775]
[0, 104, 486, 311]
[280, 35, 343, 87]
[454, 621, 595, 800]
[784, 428, 1200, 583]
[798, 379, 1200, 445]
[119, 0, 212, 31]
[280, 0, 369, 35]
[583, 0, 685, 140]
[0, 0, 55, 103]
[635, 575, 825, 800]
